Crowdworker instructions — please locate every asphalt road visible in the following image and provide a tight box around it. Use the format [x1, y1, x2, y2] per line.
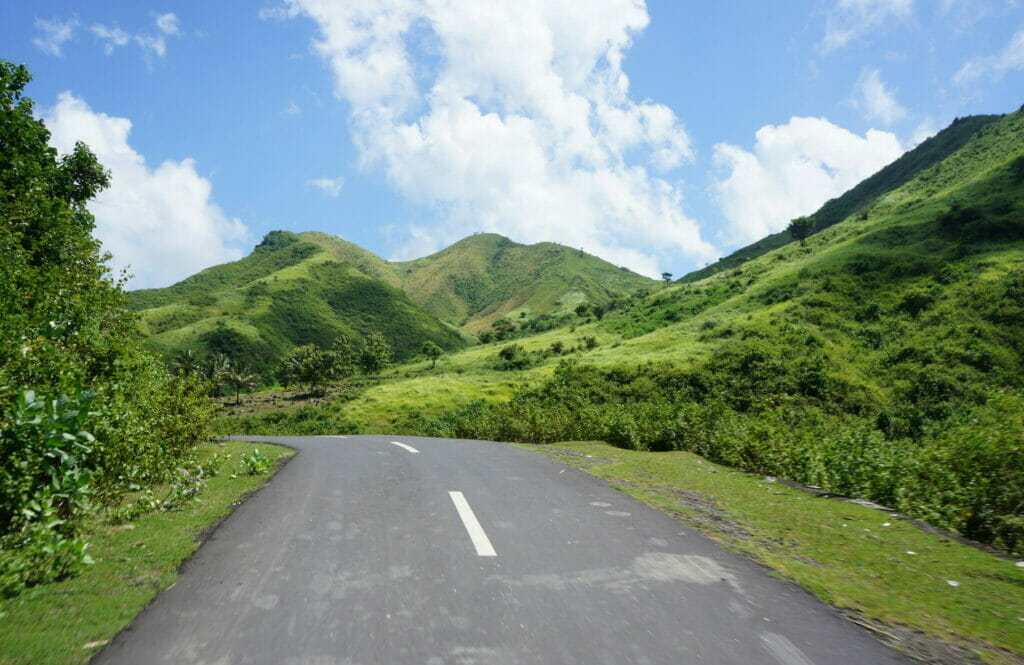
[94, 435, 910, 665]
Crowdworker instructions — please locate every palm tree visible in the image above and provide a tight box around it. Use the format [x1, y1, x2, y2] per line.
[199, 353, 232, 397]
[169, 349, 200, 377]
[226, 369, 259, 405]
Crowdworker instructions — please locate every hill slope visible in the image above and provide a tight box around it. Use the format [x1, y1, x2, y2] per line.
[129, 231, 654, 372]
[128, 231, 468, 375]
[293, 231, 655, 332]
[682, 113, 1003, 282]
[226, 105, 1024, 553]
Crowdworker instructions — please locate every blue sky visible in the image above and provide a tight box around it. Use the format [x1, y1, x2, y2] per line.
[3, 0, 1022, 288]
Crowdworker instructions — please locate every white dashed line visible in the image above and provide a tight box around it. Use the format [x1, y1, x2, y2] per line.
[390, 441, 420, 453]
[449, 491, 497, 557]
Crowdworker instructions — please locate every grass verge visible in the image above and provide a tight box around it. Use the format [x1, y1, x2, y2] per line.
[528, 441, 1024, 665]
[0, 439, 294, 665]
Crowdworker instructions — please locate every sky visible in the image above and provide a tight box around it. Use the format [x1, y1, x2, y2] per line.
[2, 0, 1023, 288]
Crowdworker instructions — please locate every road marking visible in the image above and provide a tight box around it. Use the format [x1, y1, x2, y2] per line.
[449, 491, 497, 557]
[390, 441, 419, 453]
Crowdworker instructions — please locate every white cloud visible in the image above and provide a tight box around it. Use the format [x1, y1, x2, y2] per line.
[42, 93, 249, 289]
[89, 14, 182, 58]
[712, 117, 903, 245]
[910, 117, 938, 146]
[90, 24, 131, 55]
[279, 0, 713, 276]
[855, 68, 906, 125]
[282, 101, 301, 116]
[821, 0, 914, 52]
[954, 27, 1024, 85]
[307, 176, 344, 197]
[154, 12, 181, 36]
[33, 18, 78, 57]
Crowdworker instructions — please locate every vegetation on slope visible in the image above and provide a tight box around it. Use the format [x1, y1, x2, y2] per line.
[219, 108, 1024, 557]
[128, 231, 467, 377]
[0, 61, 213, 597]
[682, 113, 1003, 282]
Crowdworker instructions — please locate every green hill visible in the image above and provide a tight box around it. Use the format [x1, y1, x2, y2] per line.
[222, 105, 1024, 553]
[129, 231, 654, 373]
[682, 113, 1004, 283]
[128, 231, 468, 375]
[290, 231, 655, 332]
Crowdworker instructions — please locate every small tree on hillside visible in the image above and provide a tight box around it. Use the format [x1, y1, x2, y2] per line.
[787, 216, 814, 245]
[226, 369, 259, 405]
[277, 344, 334, 395]
[661, 272, 673, 283]
[421, 340, 443, 369]
[329, 334, 359, 382]
[360, 332, 394, 376]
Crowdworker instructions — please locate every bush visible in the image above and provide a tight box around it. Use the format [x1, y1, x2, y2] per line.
[0, 61, 215, 594]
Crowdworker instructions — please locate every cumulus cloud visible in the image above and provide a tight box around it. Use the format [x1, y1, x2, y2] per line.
[855, 68, 906, 125]
[307, 176, 344, 197]
[33, 17, 78, 57]
[276, 0, 714, 276]
[43, 93, 249, 289]
[954, 27, 1024, 85]
[821, 0, 913, 52]
[712, 117, 903, 245]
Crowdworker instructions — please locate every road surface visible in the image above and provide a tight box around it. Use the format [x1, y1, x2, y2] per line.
[94, 435, 909, 665]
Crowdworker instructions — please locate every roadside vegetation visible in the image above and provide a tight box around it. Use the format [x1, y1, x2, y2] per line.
[0, 61, 222, 599]
[0, 438, 292, 665]
[535, 441, 1023, 665]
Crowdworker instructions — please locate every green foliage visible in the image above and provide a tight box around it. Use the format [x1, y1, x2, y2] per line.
[495, 344, 532, 370]
[213, 403, 362, 437]
[241, 449, 273, 475]
[360, 332, 394, 376]
[277, 344, 335, 395]
[0, 61, 214, 595]
[787, 216, 814, 244]
[421, 340, 443, 368]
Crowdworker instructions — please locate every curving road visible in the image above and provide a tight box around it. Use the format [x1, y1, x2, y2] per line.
[94, 435, 909, 665]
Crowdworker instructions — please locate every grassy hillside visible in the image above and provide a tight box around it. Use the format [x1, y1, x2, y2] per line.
[682, 113, 1003, 283]
[128, 231, 467, 376]
[221, 106, 1024, 554]
[293, 231, 655, 332]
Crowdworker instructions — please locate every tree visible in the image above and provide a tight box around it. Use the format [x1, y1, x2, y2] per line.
[360, 333, 393, 376]
[170, 349, 200, 377]
[661, 272, 673, 283]
[787, 216, 814, 245]
[328, 335, 359, 382]
[421, 340, 443, 369]
[0, 61, 213, 594]
[225, 369, 259, 406]
[277, 345, 334, 395]
[199, 353, 232, 397]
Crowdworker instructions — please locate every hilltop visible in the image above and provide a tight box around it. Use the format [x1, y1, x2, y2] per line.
[290, 231, 655, 332]
[128, 231, 654, 373]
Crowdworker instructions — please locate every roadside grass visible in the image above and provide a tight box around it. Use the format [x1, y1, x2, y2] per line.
[527, 441, 1024, 665]
[0, 439, 294, 665]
